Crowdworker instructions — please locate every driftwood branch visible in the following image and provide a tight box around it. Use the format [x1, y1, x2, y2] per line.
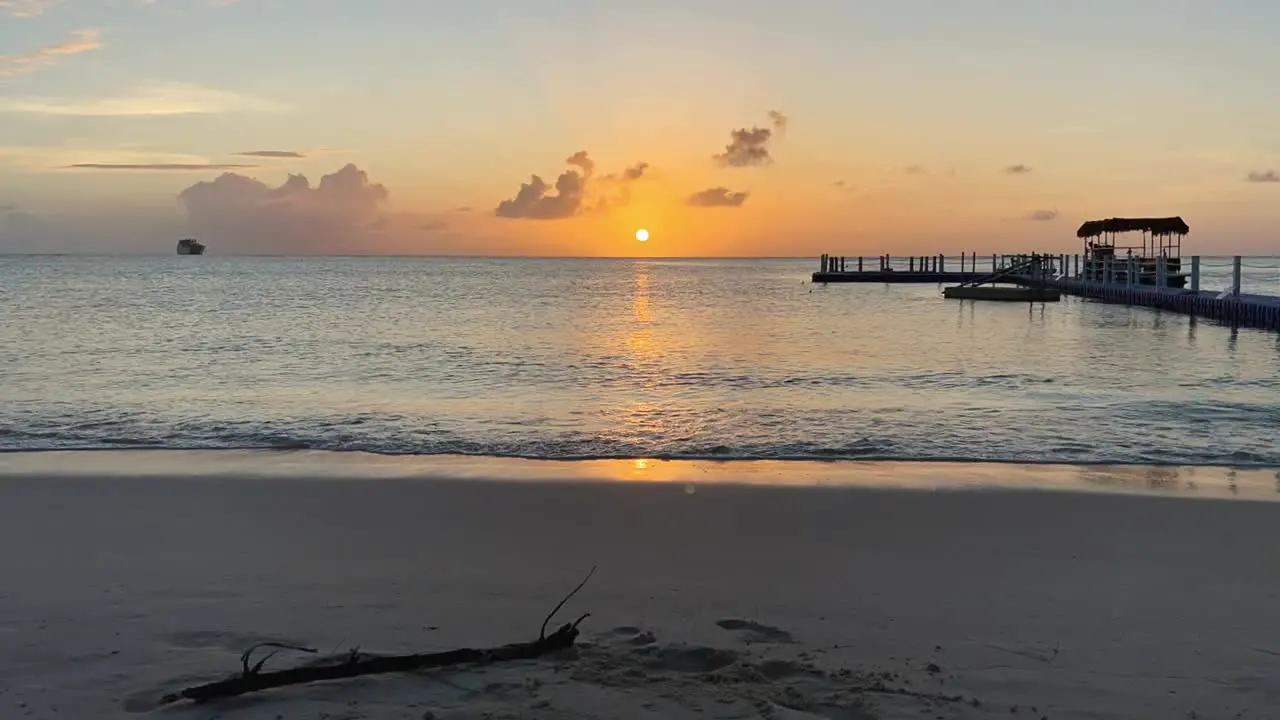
[159, 567, 598, 705]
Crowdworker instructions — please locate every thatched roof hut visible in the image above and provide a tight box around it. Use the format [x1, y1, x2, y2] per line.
[1076, 217, 1189, 238]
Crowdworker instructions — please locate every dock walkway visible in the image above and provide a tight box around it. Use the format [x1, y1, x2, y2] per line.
[812, 252, 1280, 331]
[1050, 276, 1280, 330]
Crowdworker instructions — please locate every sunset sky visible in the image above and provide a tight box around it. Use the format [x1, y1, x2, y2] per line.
[3, 0, 1280, 256]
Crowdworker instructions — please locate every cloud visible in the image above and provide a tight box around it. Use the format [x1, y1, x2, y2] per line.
[713, 111, 787, 168]
[714, 127, 774, 168]
[767, 110, 788, 134]
[617, 162, 649, 181]
[1246, 170, 1280, 183]
[494, 151, 648, 220]
[687, 187, 749, 208]
[235, 150, 306, 159]
[903, 165, 927, 175]
[415, 219, 448, 232]
[1027, 208, 1059, 221]
[1004, 164, 1033, 175]
[64, 162, 260, 171]
[1, 145, 250, 172]
[177, 163, 390, 253]
[0, 0, 55, 17]
[0, 81, 287, 116]
[0, 29, 101, 78]
[495, 170, 586, 220]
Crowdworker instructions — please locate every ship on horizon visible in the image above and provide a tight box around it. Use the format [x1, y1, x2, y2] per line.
[176, 238, 206, 255]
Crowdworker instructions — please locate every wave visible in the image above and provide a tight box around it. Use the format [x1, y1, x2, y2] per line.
[3, 434, 1279, 468]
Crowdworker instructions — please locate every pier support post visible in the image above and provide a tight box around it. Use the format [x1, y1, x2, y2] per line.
[1233, 256, 1242, 297]
[1104, 259, 1113, 285]
[858, 256, 863, 272]
[939, 254, 945, 273]
[1191, 256, 1200, 291]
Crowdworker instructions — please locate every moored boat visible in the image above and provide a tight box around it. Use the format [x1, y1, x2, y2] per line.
[176, 238, 206, 255]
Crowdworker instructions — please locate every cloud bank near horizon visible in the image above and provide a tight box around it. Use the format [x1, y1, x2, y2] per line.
[177, 163, 391, 253]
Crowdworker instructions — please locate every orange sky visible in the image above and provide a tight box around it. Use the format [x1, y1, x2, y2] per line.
[3, 1, 1280, 255]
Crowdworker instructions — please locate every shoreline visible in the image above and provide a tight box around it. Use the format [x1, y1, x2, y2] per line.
[2, 448, 1278, 501]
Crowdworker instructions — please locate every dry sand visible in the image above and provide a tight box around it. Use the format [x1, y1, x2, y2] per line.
[3, 454, 1280, 719]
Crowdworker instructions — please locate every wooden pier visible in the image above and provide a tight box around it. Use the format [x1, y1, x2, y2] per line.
[813, 252, 987, 283]
[813, 216, 1280, 331]
[1051, 275, 1280, 329]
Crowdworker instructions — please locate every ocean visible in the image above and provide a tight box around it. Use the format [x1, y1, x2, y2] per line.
[2, 255, 1279, 467]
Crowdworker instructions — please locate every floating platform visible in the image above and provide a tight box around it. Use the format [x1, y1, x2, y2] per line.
[943, 285, 1061, 302]
[812, 271, 986, 284]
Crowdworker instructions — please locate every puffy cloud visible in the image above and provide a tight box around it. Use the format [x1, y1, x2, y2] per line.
[177, 163, 389, 253]
[687, 187, 749, 208]
[495, 171, 585, 220]
[65, 162, 259, 171]
[494, 151, 648, 220]
[0, 29, 100, 77]
[235, 150, 306, 158]
[1246, 170, 1280, 183]
[714, 127, 773, 168]
[1004, 164, 1033, 174]
[1027, 208, 1059, 221]
[713, 111, 787, 168]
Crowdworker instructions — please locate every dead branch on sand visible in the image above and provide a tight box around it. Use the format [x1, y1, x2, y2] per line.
[158, 566, 597, 706]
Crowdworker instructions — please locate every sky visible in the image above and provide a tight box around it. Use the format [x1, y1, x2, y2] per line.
[2, 0, 1280, 257]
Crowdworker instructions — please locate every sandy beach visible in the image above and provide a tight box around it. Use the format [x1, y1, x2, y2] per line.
[3, 454, 1280, 719]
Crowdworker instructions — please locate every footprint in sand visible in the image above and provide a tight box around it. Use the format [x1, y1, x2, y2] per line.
[649, 645, 739, 673]
[716, 618, 795, 644]
[607, 626, 657, 646]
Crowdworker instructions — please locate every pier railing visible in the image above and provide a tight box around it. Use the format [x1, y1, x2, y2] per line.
[816, 254, 1279, 296]
[813, 253, 1280, 329]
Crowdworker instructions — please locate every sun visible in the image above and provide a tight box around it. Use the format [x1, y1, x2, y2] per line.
[635, 228, 650, 242]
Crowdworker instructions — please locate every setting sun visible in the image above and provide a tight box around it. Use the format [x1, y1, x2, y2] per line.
[635, 228, 650, 242]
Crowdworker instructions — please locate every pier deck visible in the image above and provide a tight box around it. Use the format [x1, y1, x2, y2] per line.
[1050, 277, 1280, 330]
[812, 271, 985, 284]
[812, 252, 1280, 331]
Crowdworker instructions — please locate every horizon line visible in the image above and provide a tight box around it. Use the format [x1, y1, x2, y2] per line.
[3, 252, 1279, 260]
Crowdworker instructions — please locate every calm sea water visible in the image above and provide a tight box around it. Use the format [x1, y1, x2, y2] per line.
[3, 255, 1279, 466]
